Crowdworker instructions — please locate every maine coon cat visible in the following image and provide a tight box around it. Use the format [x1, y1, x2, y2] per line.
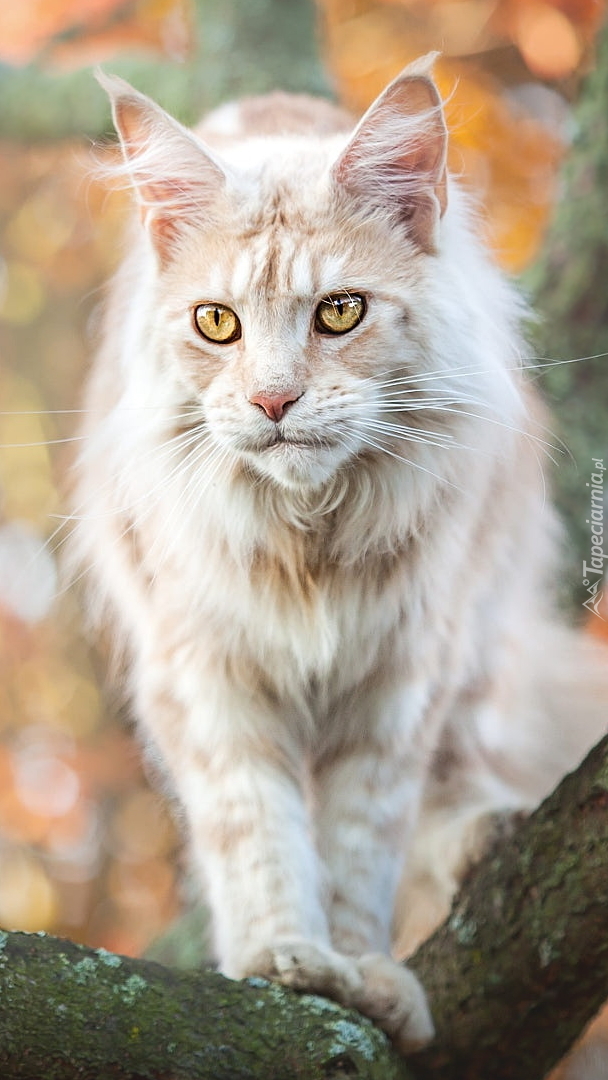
[71, 55, 608, 1052]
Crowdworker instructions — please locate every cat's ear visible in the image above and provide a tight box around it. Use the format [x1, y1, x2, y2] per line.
[332, 54, 448, 252]
[97, 72, 229, 265]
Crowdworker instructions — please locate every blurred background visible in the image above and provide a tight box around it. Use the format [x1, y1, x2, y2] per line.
[0, 0, 606, 976]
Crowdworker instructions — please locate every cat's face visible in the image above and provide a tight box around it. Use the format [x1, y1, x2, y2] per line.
[157, 184, 437, 491]
[100, 62, 516, 495]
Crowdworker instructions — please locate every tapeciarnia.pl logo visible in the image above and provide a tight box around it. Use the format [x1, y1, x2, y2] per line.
[582, 457, 606, 620]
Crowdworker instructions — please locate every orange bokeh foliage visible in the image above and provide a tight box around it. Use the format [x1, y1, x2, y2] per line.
[587, 588, 608, 641]
[0, 0, 192, 68]
[0, 0, 194, 957]
[365, 0, 604, 74]
[0, 0, 606, 967]
[316, 0, 607, 269]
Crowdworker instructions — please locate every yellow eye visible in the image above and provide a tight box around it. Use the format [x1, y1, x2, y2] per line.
[194, 303, 241, 344]
[315, 293, 366, 335]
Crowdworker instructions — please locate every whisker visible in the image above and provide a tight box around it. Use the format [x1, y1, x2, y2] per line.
[356, 417, 455, 444]
[362, 397, 564, 459]
[0, 435, 90, 448]
[520, 351, 608, 372]
[366, 351, 608, 397]
[363, 360, 510, 390]
[26, 425, 212, 589]
[68, 427, 212, 524]
[146, 442, 233, 581]
[355, 418, 489, 457]
[352, 394, 483, 410]
[349, 428, 464, 493]
[0, 409, 93, 417]
[50, 430, 224, 600]
[0, 404, 204, 419]
[423, 405, 564, 458]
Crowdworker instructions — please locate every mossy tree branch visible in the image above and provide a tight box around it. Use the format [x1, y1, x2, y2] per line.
[1, 735, 606, 1080]
[0, 929, 405, 1080]
[409, 732, 608, 1080]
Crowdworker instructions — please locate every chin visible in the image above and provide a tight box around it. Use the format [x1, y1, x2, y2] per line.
[244, 442, 351, 492]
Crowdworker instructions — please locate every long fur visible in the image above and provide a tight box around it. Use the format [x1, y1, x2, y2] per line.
[71, 60, 608, 1055]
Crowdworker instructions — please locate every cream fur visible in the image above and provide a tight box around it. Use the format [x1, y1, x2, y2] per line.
[71, 61, 608, 1054]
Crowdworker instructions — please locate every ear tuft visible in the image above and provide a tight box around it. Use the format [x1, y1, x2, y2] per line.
[97, 72, 228, 266]
[333, 55, 448, 252]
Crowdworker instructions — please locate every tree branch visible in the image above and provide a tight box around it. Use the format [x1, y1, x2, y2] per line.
[0, 736, 606, 1080]
[0, 929, 407, 1080]
[409, 733, 608, 1080]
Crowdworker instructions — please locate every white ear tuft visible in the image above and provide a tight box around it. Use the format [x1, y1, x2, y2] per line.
[332, 55, 448, 253]
[97, 71, 229, 265]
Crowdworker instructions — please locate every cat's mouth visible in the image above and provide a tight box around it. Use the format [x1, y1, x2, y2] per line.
[264, 431, 333, 452]
[238, 426, 354, 489]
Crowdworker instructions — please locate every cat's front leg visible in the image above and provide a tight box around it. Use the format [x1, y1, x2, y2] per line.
[173, 734, 391, 1018]
[178, 739, 331, 978]
[142, 670, 432, 1051]
[185, 749, 373, 1015]
[312, 683, 436, 1050]
[142, 671, 366, 992]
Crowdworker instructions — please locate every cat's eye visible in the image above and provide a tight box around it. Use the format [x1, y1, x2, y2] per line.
[315, 293, 366, 335]
[194, 303, 241, 344]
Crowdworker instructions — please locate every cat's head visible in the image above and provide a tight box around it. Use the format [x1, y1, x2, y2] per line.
[99, 59, 521, 495]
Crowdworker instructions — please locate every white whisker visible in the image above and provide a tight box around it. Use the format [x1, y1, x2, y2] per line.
[24, 423, 212, 588]
[0, 436, 90, 448]
[354, 418, 490, 457]
[348, 428, 464, 492]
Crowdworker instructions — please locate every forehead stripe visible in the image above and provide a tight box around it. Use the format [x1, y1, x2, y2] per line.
[225, 236, 346, 302]
[230, 248, 255, 298]
[289, 247, 314, 296]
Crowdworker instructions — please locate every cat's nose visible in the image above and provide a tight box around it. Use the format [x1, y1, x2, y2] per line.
[249, 390, 302, 422]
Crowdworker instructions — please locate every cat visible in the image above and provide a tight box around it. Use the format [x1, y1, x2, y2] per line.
[70, 54, 608, 1053]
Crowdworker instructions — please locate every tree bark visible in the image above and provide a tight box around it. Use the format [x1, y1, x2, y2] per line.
[408, 733, 608, 1080]
[0, 930, 406, 1080]
[1, 735, 606, 1080]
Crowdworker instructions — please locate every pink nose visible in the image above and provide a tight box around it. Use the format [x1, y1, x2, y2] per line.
[249, 391, 301, 422]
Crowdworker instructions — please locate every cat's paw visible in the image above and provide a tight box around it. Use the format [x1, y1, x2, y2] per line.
[354, 953, 434, 1054]
[238, 940, 434, 1056]
[240, 938, 363, 1002]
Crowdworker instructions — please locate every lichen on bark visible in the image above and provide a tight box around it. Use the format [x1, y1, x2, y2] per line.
[408, 734, 608, 1080]
[0, 928, 409, 1080]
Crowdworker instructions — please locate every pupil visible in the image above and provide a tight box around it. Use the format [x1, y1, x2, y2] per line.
[337, 299, 344, 317]
[214, 307, 221, 327]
